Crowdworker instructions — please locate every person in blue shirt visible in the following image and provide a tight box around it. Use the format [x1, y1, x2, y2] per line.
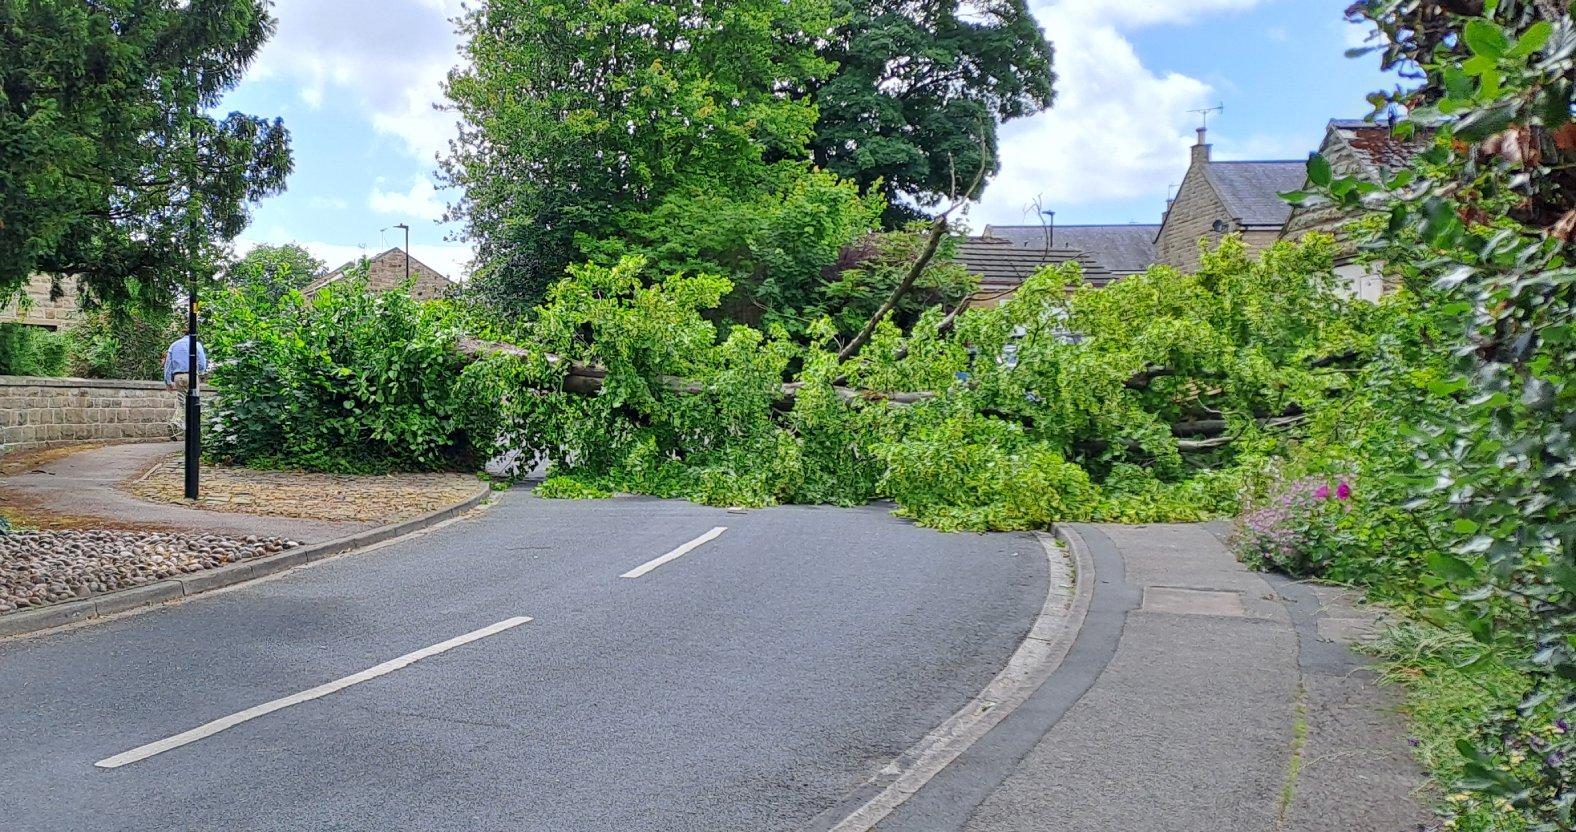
[162, 335, 209, 392]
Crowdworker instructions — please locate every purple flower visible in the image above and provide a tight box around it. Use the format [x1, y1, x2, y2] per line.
[1407, 737, 1421, 747]
[1335, 481, 1351, 500]
[1556, 719, 1570, 734]
[1314, 484, 1331, 500]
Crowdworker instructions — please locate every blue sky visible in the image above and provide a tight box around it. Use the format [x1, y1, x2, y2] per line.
[222, 0, 1393, 277]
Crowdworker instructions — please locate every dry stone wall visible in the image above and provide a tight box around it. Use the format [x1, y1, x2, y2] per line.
[0, 377, 179, 455]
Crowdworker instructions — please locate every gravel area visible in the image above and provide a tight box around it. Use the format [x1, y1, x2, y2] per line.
[125, 457, 481, 524]
[0, 531, 298, 614]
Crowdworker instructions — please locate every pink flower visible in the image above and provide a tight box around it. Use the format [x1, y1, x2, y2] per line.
[1314, 484, 1331, 500]
[1335, 481, 1351, 501]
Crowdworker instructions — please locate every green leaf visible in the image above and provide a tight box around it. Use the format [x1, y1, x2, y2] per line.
[1463, 19, 1511, 58]
[1509, 20, 1553, 58]
[1426, 552, 1477, 581]
[1306, 153, 1333, 188]
[1443, 66, 1473, 101]
[1461, 54, 1498, 76]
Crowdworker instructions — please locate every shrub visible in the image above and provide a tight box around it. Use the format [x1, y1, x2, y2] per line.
[67, 305, 182, 380]
[1233, 475, 1354, 576]
[0, 323, 68, 376]
[203, 279, 525, 474]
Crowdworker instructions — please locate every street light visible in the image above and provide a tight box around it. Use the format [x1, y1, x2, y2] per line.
[394, 223, 410, 283]
[184, 121, 202, 501]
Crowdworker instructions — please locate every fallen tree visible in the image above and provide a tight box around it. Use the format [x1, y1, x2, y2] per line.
[203, 233, 1375, 528]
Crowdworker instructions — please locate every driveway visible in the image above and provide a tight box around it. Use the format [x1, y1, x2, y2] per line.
[0, 490, 1047, 832]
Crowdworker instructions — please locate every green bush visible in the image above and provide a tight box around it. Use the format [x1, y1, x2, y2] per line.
[203, 278, 529, 474]
[0, 323, 68, 376]
[67, 305, 183, 380]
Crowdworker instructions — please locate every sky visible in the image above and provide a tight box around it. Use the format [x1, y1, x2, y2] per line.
[221, 0, 1392, 279]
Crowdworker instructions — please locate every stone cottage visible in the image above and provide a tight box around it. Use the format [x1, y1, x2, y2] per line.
[953, 119, 1419, 304]
[1281, 118, 1426, 300]
[305, 248, 456, 302]
[1154, 128, 1306, 272]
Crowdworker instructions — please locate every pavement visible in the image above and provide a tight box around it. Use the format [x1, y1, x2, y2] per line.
[0, 488, 1433, 831]
[0, 442, 379, 541]
[873, 522, 1433, 832]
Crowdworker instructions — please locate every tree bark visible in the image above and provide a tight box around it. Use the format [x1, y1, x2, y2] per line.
[835, 216, 950, 364]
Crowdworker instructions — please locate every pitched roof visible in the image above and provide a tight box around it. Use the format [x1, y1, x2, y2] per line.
[954, 237, 1114, 293]
[1325, 118, 1424, 181]
[306, 247, 454, 294]
[1202, 161, 1307, 227]
[982, 224, 1159, 274]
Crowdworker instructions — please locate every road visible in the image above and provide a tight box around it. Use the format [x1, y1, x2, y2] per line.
[0, 490, 1047, 832]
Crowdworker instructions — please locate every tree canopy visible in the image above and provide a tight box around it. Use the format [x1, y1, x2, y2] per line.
[0, 0, 292, 310]
[441, 0, 836, 311]
[221, 243, 325, 305]
[811, 0, 1054, 226]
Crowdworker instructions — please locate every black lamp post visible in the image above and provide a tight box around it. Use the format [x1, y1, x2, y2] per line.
[183, 122, 202, 500]
[394, 222, 410, 282]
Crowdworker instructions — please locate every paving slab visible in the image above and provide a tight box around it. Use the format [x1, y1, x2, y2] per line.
[874, 522, 1432, 832]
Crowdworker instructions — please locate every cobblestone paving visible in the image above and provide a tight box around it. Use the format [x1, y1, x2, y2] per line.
[124, 456, 481, 524]
[0, 531, 298, 613]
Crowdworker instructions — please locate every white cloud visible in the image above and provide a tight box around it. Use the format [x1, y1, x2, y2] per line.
[248, 0, 463, 160]
[976, 0, 1271, 225]
[409, 243, 474, 281]
[369, 177, 446, 222]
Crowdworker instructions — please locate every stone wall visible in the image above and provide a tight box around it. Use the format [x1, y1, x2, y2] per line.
[307, 249, 456, 303]
[362, 250, 453, 302]
[0, 376, 180, 456]
[1156, 140, 1292, 273]
[1156, 161, 1231, 272]
[0, 275, 81, 330]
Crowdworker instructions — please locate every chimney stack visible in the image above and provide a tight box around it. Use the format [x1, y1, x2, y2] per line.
[1191, 127, 1211, 165]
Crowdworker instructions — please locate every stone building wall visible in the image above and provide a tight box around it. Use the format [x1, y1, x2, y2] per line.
[1156, 160, 1230, 273]
[1281, 130, 1370, 246]
[309, 249, 455, 302]
[0, 376, 180, 456]
[360, 250, 452, 301]
[0, 275, 81, 330]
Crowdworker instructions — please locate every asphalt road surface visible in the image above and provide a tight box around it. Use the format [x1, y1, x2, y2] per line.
[0, 490, 1046, 832]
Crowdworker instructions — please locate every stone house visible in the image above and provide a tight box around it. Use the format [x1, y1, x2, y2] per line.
[1281, 119, 1426, 300]
[1154, 128, 1306, 272]
[304, 248, 456, 302]
[948, 119, 1421, 305]
[0, 274, 81, 331]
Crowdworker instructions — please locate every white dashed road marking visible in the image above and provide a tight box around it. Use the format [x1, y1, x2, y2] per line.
[620, 527, 728, 579]
[95, 616, 533, 769]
